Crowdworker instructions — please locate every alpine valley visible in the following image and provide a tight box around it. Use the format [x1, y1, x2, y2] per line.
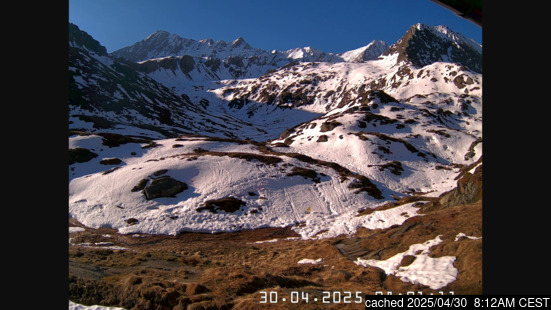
[68, 22, 483, 309]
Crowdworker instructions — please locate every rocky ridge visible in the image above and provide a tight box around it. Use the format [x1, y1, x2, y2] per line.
[69, 23, 270, 139]
[110, 30, 393, 85]
[383, 23, 482, 73]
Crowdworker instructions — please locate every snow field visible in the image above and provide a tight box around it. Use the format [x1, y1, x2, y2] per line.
[270, 117, 473, 198]
[69, 136, 402, 236]
[295, 202, 424, 239]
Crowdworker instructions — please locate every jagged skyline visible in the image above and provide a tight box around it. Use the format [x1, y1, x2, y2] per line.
[68, 0, 481, 55]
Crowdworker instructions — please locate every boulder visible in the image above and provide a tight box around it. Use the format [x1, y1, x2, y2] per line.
[196, 197, 246, 213]
[69, 148, 98, 164]
[143, 176, 188, 200]
[316, 135, 328, 142]
[99, 158, 122, 165]
[436, 163, 482, 209]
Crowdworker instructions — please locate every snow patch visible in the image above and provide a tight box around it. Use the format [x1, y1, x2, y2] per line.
[295, 202, 424, 239]
[355, 235, 457, 290]
[454, 232, 481, 242]
[69, 227, 86, 233]
[69, 301, 126, 310]
[297, 258, 323, 265]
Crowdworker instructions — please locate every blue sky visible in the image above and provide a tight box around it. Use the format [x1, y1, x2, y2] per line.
[68, 0, 482, 54]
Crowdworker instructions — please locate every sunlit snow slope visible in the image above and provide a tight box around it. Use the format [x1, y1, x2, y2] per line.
[69, 22, 481, 240]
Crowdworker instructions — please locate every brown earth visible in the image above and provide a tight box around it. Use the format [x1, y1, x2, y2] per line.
[69, 165, 482, 309]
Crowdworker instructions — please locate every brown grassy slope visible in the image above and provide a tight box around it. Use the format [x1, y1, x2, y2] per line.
[69, 164, 482, 309]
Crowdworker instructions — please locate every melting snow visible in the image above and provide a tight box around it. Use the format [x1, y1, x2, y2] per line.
[69, 301, 126, 310]
[69, 227, 85, 233]
[454, 232, 481, 241]
[355, 235, 457, 290]
[297, 258, 324, 265]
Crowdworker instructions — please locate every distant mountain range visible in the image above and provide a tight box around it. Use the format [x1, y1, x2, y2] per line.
[110, 29, 388, 65]
[108, 23, 480, 86]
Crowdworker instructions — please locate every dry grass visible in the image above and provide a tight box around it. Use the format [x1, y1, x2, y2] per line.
[70, 193, 481, 308]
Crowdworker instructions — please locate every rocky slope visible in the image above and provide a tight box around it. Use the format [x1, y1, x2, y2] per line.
[109, 30, 392, 96]
[337, 40, 389, 63]
[69, 23, 270, 140]
[382, 23, 482, 73]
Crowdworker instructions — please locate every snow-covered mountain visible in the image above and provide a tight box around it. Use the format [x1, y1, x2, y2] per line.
[69, 21, 482, 240]
[383, 23, 482, 73]
[110, 29, 372, 65]
[109, 30, 391, 90]
[69, 23, 272, 140]
[111, 30, 264, 62]
[337, 40, 389, 63]
[213, 56, 481, 114]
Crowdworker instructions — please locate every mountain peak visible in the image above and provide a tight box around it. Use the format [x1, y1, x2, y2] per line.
[338, 40, 388, 63]
[198, 38, 214, 46]
[384, 23, 482, 73]
[68, 23, 108, 56]
[410, 24, 481, 54]
[146, 30, 171, 40]
[413, 22, 428, 31]
[231, 37, 250, 48]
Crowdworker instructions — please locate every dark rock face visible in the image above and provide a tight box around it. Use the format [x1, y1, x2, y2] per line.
[196, 197, 246, 213]
[453, 74, 475, 89]
[109, 30, 185, 62]
[96, 132, 150, 147]
[69, 148, 98, 165]
[316, 135, 328, 142]
[136, 55, 196, 76]
[320, 121, 343, 132]
[99, 158, 123, 165]
[366, 90, 399, 104]
[204, 57, 221, 72]
[70, 24, 240, 139]
[384, 24, 482, 73]
[69, 23, 108, 56]
[131, 179, 148, 192]
[69, 35, 194, 116]
[437, 163, 482, 209]
[142, 176, 188, 200]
